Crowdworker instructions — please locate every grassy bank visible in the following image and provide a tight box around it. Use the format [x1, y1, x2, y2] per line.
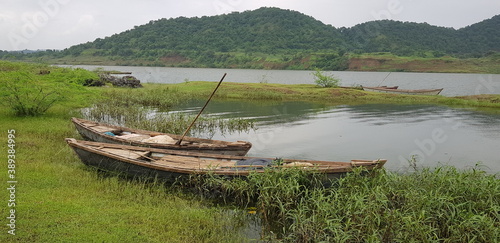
[161, 81, 500, 110]
[1, 61, 499, 242]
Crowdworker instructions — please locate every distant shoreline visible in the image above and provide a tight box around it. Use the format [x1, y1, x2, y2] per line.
[28, 53, 500, 74]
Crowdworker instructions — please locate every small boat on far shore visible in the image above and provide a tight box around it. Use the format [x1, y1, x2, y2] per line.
[379, 86, 399, 89]
[66, 138, 387, 181]
[362, 86, 443, 95]
[71, 117, 252, 156]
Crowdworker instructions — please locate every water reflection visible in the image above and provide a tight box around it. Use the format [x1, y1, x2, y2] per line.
[175, 100, 500, 173]
[318, 104, 445, 126]
[174, 99, 331, 126]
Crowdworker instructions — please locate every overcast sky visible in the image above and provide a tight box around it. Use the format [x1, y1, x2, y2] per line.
[1, 0, 499, 51]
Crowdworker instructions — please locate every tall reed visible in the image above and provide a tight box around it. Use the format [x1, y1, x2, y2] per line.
[183, 166, 499, 242]
[81, 85, 255, 137]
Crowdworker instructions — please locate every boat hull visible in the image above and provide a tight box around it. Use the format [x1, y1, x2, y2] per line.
[72, 118, 252, 156]
[362, 87, 443, 95]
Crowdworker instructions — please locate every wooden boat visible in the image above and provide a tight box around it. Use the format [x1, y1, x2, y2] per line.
[362, 86, 443, 95]
[379, 86, 399, 89]
[71, 117, 252, 156]
[66, 138, 387, 181]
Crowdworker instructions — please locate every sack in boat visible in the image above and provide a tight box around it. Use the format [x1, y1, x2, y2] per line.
[141, 135, 176, 144]
[117, 133, 151, 141]
[283, 162, 314, 167]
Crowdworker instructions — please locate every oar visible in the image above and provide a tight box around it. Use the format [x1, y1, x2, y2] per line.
[175, 73, 227, 145]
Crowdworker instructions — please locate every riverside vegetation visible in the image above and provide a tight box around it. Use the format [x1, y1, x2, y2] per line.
[1, 61, 499, 242]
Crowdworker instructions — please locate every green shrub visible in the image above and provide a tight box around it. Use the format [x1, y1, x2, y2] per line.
[1, 71, 64, 116]
[311, 69, 341, 88]
[0, 61, 97, 116]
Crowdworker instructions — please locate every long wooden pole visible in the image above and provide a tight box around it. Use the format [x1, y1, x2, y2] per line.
[175, 73, 227, 145]
[377, 72, 392, 87]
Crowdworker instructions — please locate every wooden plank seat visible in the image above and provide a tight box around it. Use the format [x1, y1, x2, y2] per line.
[154, 155, 236, 169]
[101, 148, 150, 160]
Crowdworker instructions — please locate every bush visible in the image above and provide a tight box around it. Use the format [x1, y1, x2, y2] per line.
[1, 71, 65, 116]
[312, 69, 341, 88]
[0, 61, 97, 116]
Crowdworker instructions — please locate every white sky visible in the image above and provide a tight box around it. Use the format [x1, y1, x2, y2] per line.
[1, 0, 499, 51]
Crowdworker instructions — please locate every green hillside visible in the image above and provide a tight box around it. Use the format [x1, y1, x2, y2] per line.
[341, 21, 459, 55]
[59, 8, 345, 56]
[2, 7, 499, 71]
[458, 15, 500, 55]
[344, 14, 500, 56]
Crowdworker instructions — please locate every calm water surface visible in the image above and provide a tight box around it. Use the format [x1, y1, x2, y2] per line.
[174, 100, 500, 173]
[68, 65, 500, 96]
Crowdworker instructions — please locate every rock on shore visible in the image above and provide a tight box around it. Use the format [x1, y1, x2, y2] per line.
[98, 74, 143, 88]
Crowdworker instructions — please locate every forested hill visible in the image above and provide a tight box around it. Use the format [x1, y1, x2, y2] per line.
[67, 7, 345, 55]
[4, 7, 499, 70]
[58, 7, 499, 56]
[343, 14, 500, 56]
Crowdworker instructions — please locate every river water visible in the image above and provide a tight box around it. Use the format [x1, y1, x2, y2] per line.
[71, 65, 500, 173]
[69, 65, 500, 97]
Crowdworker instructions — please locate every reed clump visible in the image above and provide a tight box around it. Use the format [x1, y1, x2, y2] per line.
[185, 166, 499, 242]
[82, 85, 255, 137]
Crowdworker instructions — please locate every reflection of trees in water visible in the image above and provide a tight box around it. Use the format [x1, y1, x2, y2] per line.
[174, 100, 500, 138]
[174, 99, 330, 126]
[342, 104, 498, 127]
[339, 104, 447, 125]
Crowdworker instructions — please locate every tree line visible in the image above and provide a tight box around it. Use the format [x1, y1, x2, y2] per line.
[1, 7, 499, 68]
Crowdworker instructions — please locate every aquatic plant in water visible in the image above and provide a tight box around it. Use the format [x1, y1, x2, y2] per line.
[81, 87, 255, 138]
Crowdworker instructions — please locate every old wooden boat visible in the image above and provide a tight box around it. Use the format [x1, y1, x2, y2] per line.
[362, 86, 443, 95]
[71, 117, 252, 156]
[379, 86, 399, 89]
[66, 138, 387, 181]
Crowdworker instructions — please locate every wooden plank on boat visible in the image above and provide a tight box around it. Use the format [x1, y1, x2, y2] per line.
[101, 148, 149, 160]
[156, 155, 235, 169]
[91, 125, 120, 133]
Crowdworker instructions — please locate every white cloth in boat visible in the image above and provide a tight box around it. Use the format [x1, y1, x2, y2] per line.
[116, 134, 176, 144]
[141, 135, 176, 144]
[116, 133, 150, 141]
